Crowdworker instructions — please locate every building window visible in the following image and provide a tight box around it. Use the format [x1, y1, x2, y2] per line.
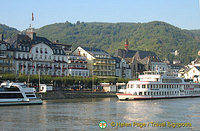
[40, 48, 43, 54]
[36, 47, 38, 53]
[45, 48, 47, 54]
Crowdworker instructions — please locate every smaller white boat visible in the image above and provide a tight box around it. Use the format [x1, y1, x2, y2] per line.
[0, 81, 42, 106]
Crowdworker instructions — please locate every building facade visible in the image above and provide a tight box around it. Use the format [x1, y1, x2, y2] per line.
[73, 46, 116, 78]
[0, 35, 14, 74]
[66, 55, 89, 77]
[5, 27, 89, 77]
[114, 57, 131, 79]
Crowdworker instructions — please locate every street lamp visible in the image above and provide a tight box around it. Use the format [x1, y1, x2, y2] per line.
[79, 80, 80, 90]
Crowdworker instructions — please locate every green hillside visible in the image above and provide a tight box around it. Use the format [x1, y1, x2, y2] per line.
[0, 24, 19, 39]
[36, 21, 200, 64]
[1, 21, 200, 64]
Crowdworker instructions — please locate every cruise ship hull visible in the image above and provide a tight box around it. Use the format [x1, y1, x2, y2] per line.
[0, 99, 43, 106]
[116, 93, 200, 100]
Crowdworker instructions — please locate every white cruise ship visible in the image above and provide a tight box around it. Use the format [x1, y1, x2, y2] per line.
[0, 82, 42, 105]
[117, 71, 200, 100]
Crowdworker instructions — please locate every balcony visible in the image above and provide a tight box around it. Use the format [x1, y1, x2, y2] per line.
[54, 60, 66, 63]
[68, 67, 88, 70]
[0, 55, 7, 59]
[15, 57, 32, 61]
[69, 60, 87, 64]
[93, 62, 115, 65]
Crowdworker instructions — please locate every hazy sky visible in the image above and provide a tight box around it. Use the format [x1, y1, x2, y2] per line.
[0, 0, 200, 31]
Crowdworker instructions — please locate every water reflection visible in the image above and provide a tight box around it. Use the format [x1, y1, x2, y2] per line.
[0, 97, 199, 130]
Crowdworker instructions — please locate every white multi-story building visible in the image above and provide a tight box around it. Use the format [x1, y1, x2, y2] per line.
[66, 55, 89, 77]
[73, 46, 116, 78]
[7, 27, 88, 77]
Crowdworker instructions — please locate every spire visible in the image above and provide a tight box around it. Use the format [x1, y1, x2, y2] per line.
[124, 38, 129, 51]
[32, 12, 34, 21]
[26, 12, 36, 40]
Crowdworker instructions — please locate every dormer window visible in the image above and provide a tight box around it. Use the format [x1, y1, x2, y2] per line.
[36, 47, 38, 53]
[40, 48, 43, 53]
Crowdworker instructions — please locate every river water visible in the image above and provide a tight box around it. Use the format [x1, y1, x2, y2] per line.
[0, 97, 200, 131]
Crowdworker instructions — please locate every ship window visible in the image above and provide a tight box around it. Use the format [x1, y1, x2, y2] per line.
[7, 86, 20, 91]
[139, 92, 142, 95]
[144, 92, 146, 95]
[26, 95, 35, 97]
[0, 93, 23, 98]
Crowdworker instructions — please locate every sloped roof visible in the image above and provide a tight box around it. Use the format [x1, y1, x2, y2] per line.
[81, 46, 110, 57]
[114, 49, 137, 58]
[195, 66, 200, 71]
[137, 50, 157, 59]
[150, 57, 161, 62]
[112, 57, 121, 63]
[6, 32, 66, 55]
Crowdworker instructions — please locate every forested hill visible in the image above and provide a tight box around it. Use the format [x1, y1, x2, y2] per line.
[0, 24, 19, 39]
[1, 21, 200, 64]
[36, 21, 200, 64]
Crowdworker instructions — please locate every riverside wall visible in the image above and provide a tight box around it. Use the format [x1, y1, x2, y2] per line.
[39, 91, 117, 100]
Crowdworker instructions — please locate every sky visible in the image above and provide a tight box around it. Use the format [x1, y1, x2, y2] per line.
[0, 0, 200, 31]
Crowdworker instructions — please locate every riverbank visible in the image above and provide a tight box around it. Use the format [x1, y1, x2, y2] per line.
[39, 91, 117, 100]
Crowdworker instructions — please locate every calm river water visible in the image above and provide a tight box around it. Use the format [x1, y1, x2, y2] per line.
[0, 97, 200, 131]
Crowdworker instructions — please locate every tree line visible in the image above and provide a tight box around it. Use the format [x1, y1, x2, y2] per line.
[0, 73, 131, 89]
